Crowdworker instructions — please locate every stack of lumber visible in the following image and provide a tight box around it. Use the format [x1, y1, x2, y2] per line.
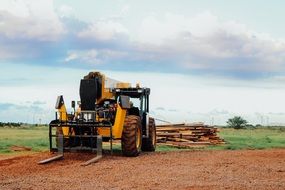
[156, 123, 225, 148]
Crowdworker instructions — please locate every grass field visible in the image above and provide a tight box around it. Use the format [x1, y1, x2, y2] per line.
[0, 126, 285, 154]
[215, 127, 285, 150]
[0, 126, 49, 154]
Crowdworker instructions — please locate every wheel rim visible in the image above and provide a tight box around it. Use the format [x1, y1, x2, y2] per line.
[136, 127, 141, 149]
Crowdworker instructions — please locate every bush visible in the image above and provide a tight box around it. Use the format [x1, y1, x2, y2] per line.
[227, 116, 248, 129]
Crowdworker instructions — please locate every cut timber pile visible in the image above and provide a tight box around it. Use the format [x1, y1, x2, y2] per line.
[156, 123, 225, 148]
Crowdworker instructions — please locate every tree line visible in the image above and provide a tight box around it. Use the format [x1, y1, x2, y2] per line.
[226, 116, 285, 129]
[0, 122, 23, 127]
[0, 122, 48, 127]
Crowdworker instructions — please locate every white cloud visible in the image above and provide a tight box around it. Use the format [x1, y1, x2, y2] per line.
[78, 20, 129, 41]
[0, 102, 50, 123]
[64, 52, 78, 62]
[135, 12, 285, 73]
[120, 5, 130, 16]
[57, 4, 73, 18]
[0, 0, 65, 41]
[105, 4, 131, 21]
[0, 2, 284, 80]
[137, 12, 219, 45]
[65, 49, 101, 64]
[64, 49, 129, 64]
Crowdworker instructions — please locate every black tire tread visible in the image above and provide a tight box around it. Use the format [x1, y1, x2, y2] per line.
[121, 115, 142, 157]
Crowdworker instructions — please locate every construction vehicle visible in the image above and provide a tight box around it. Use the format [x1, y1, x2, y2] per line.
[39, 72, 156, 165]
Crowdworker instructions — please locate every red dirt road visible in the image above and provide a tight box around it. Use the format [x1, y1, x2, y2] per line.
[0, 149, 285, 190]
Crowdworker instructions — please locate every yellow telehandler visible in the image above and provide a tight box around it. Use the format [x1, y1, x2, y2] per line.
[39, 72, 156, 165]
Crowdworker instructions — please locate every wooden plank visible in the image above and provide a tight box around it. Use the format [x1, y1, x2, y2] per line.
[156, 132, 181, 136]
[156, 123, 185, 127]
[171, 141, 211, 145]
[156, 127, 194, 131]
[179, 131, 192, 135]
[167, 138, 193, 142]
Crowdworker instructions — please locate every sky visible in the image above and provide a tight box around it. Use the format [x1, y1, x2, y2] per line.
[1, 0, 285, 125]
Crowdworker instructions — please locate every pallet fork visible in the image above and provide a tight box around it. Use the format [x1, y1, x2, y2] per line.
[38, 135, 103, 166]
[38, 134, 64, 164]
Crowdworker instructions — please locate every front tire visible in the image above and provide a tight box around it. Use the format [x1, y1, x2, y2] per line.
[121, 115, 142, 157]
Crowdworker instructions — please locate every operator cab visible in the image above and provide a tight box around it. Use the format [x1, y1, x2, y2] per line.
[113, 87, 150, 137]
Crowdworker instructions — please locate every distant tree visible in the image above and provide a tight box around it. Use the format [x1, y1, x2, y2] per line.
[227, 116, 248, 129]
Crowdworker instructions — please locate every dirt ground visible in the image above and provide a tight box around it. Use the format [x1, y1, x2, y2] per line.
[0, 149, 285, 190]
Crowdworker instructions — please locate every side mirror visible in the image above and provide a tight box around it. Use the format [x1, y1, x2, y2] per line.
[71, 101, 76, 109]
[119, 95, 130, 109]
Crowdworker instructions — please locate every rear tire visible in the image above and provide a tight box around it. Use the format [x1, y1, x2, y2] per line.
[142, 117, 156, 151]
[121, 115, 142, 157]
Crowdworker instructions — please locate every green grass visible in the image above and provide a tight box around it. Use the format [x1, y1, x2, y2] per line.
[0, 126, 49, 154]
[207, 128, 285, 150]
[156, 145, 183, 152]
[0, 126, 285, 155]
